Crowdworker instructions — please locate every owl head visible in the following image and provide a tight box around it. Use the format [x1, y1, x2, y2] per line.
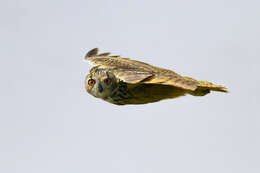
[85, 68, 118, 99]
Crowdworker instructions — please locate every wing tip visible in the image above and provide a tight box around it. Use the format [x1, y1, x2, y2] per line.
[84, 48, 122, 64]
[215, 86, 229, 93]
[85, 48, 99, 59]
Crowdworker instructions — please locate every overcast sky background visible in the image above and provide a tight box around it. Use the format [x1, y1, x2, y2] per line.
[0, 0, 259, 173]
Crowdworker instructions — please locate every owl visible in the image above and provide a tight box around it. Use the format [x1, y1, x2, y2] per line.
[84, 48, 227, 105]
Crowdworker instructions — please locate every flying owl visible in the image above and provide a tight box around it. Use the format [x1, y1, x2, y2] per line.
[84, 48, 227, 105]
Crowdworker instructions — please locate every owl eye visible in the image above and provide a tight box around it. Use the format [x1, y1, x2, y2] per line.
[104, 78, 111, 85]
[88, 79, 96, 87]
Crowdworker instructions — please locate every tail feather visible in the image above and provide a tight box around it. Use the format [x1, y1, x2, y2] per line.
[183, 76, 228, 96]
[196, 80, 228, 92]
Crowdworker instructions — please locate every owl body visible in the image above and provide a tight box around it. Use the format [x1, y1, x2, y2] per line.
[84, 48, 227, 105]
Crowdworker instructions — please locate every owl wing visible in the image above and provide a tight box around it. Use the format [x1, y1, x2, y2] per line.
[85, 48, 199, 91]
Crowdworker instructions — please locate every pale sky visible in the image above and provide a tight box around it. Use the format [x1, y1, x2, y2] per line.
[0, 0, 259, 173]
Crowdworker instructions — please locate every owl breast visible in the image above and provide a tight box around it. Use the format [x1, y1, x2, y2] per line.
[106, 82, 187, 105]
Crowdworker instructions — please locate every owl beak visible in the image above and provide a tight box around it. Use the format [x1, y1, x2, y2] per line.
[98, 84, 103, 93]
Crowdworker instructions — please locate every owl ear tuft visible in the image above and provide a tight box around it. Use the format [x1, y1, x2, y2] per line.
[98, 52, 111, 56]
[85, 48, 99, 58]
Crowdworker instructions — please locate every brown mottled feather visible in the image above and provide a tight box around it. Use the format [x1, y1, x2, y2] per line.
[183, 76, 228, 93]
[85, 48, 98, 57]
[110, 68, 153, 84]
[98, 52, 111, 56]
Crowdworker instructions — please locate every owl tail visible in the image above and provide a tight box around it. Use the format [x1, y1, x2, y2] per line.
[183, 77, 228, 96]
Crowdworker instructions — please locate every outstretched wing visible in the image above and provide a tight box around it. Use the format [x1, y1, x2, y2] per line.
[141, 70, 199, 91]
[84, 48, 199, 91]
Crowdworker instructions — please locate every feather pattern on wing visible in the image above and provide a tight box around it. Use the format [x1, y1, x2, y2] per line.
[85, 48, 199, 91]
